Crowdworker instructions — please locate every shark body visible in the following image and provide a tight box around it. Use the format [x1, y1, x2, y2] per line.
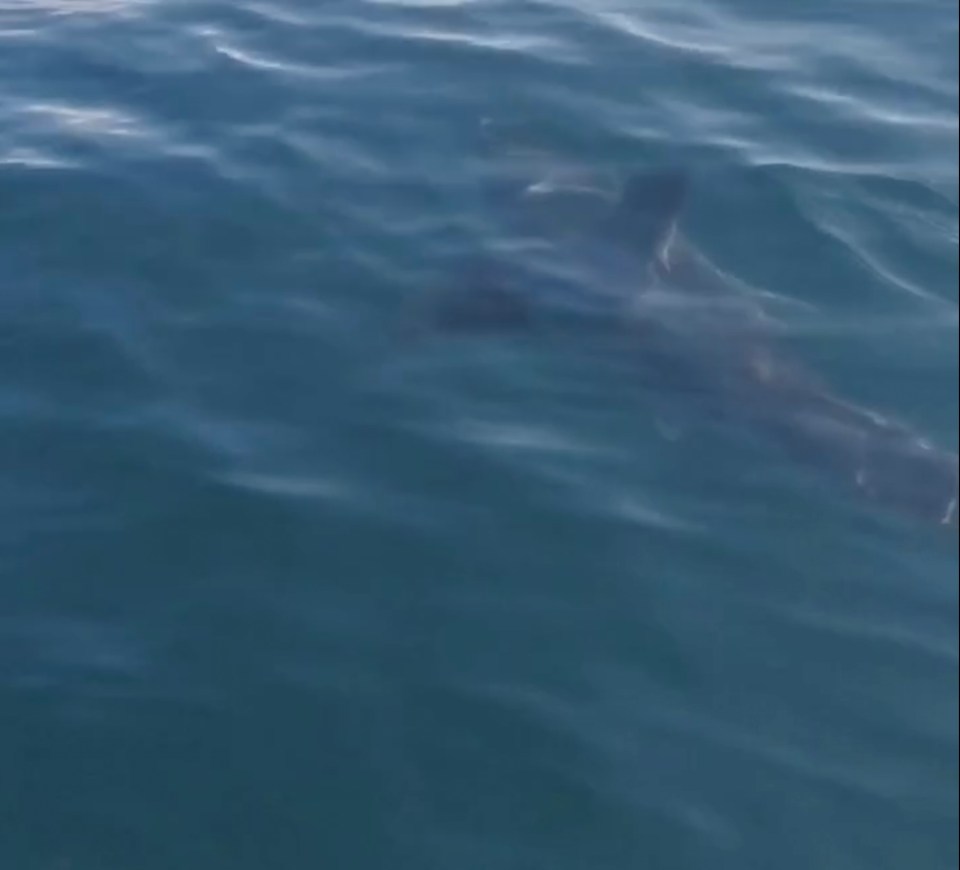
[417, 160, 958, 530]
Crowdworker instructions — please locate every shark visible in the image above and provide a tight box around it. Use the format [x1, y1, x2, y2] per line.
[413, 150, 959, 532]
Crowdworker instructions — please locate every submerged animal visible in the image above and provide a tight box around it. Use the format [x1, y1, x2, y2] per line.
[415, 153, 958, 531]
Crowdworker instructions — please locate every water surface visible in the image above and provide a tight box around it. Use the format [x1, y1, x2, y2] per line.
[1, 1, 957, 868]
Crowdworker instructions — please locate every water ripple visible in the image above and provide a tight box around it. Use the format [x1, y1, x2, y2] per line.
[1, 0, 956, 867]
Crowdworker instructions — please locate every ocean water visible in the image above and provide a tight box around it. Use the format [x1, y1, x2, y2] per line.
[1, 1, 957, 868]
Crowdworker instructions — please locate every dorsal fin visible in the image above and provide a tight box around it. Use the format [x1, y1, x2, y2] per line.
[605, 169, 688, 264]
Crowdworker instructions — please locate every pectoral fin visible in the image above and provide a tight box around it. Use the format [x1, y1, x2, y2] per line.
[403, 261, 534, 342]
[425, 283, 533, 334]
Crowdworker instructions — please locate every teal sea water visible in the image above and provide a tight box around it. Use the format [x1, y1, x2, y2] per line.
[1, 1, 957, 868]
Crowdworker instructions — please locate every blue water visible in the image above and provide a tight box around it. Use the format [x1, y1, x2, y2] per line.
[2, 1, 957, 868]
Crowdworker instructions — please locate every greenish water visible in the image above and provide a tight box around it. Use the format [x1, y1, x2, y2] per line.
[1, 1, 957, 868]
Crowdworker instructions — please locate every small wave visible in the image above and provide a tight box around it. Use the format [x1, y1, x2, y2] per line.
[19, 100, 151, 139]
[0, 146, 77, 168]
[217, 469, 358, 504]
[781, 606, 958, 666]
[786, 84, 958, 134]
[0, 0, 153, 20]
[449, 417, 609, 457]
